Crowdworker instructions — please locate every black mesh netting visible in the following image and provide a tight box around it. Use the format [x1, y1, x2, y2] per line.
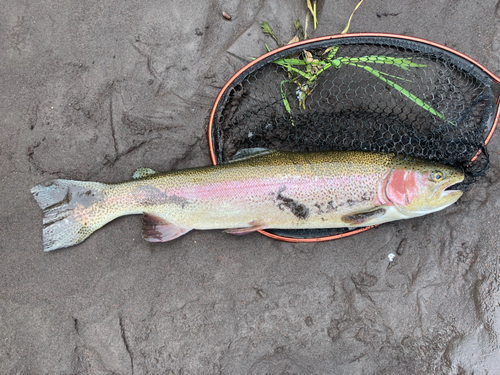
[211, 36, 498, 239]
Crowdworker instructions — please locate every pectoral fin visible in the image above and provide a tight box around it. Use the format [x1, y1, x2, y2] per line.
[341, 207, 387, 225]
[223, 221, 266, 235]
[142, 213, 192, 242]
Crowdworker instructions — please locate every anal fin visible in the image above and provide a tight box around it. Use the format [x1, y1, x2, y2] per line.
[341, 207, 386, 225]
[223, 221, 266, 235]
[142, 213, 192, 242]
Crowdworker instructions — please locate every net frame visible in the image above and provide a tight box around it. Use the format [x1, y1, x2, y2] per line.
[208, 33, 500, 243]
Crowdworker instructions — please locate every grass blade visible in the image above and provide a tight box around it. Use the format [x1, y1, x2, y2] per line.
[306, 0, 318, 29]
[349, 63, 446, 120]
[341, 0, 365, 34]
[280, 80, 295, 125]
[273, 60, 315, 80]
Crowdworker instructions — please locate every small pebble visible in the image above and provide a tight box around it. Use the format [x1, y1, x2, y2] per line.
[222, 11, 231, 20]
[388, 253, 396, 262]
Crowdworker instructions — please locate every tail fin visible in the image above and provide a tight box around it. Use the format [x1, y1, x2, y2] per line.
[31, 179, 110, 252]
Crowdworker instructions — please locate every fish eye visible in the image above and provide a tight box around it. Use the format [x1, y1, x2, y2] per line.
[431, 171, 444, 182]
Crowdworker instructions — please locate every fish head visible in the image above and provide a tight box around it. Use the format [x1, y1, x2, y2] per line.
[383, 160, 464, 218]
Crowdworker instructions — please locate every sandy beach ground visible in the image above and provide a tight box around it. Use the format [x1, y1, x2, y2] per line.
[1, 0, 500, 373]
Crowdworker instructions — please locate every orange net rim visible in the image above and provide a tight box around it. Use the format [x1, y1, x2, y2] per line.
[207, 32, 500, 243]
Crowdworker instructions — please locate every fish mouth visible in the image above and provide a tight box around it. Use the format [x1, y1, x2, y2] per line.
[436, 174, 465, 202]
[440, 189, 463, 200]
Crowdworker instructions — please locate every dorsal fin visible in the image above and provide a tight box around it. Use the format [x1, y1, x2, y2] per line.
[228, 148, 273, 163]
[132, 167, 158, 179]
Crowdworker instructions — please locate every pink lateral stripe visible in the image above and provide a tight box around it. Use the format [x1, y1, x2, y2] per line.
[159, 175, 378, 201]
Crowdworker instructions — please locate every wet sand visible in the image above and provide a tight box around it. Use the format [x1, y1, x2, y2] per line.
[1, 0, 500, 373]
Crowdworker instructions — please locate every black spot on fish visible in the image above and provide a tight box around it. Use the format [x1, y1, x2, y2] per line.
[326, 201, 338, 212]
[75, 188, 99, 206]
[314, 201, 339, 214]
[327, 201, 339, 212]
[141, 187, 190, 208]
[276, 186, 309, 220]
[361, 192, 371, 201]
[164, 195, 189, 208]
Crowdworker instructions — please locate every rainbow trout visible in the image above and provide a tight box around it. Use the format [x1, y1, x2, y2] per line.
[31, 149, 464, 251]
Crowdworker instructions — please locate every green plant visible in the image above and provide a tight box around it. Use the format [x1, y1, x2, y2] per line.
[259, 0, 448, 124]
[273, 49, 447, 122]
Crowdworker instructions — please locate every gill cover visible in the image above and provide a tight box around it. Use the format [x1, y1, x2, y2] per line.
[384, 164, 464, 217]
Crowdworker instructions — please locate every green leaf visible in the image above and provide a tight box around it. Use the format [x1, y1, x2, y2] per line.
[280, 80, 295, 125]
[348, 63, 446, 121]
[326, 45, 340, 60]
[261, 21, 280, 46]
[273, 60, 315, 80]
[354, 56, 428, 70]
[273, 57, 327, 66]
[294, 19, 301, 31]
[371, 70, 412, 82]
[261, 21, 273, 35]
